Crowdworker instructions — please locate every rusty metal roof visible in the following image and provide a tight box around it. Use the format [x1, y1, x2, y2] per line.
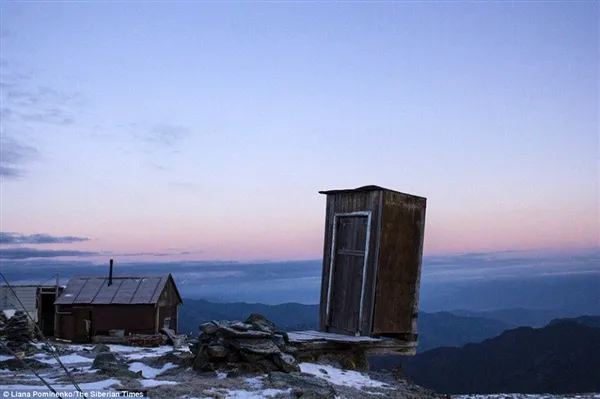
[54, 274, 181, 305]
[319, 185, 426, 200]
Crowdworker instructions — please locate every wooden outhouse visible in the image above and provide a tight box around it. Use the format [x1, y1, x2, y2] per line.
[318, 185, 427, 341]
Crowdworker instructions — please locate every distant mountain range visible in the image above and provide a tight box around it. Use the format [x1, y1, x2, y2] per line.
[178, 299, 563, 352]
[416, 312, 513, 352]
[178, 299, 320, 334]
[180, 299, 600, 394]
[449, 308, 575, 328]
[399, 317, 600, 395]
[179, 299, 514, 351]
[548, 315, 600, 328]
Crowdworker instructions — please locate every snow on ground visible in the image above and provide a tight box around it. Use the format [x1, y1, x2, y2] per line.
[460, 396, 600, 399]
[216, 371, 228, 379]
[105, 344, 149, 353]
[34, 354, 94, 365]
[225, 388, 292, 398]
[118, 345, 177, 360]
[3, 309, 16, 319]
[1, 378, 120, 392]
[205, 387, 292, 399]
[299, 362, 390, 389]
[78, 365, 99, 373]
[244, 376, 266, 389]
[0, 355, 13, 361]
[139, 379, 179, 388]
[129, 362, 176, 378]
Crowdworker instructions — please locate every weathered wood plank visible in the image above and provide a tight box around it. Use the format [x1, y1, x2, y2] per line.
[288, 330, 381, 342]
[288, 330, 416, 356]
[319, 195, 336, 331]
[373, 191, 426, 336]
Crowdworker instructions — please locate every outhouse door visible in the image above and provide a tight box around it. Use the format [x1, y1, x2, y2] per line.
[326, 212, 372, 336]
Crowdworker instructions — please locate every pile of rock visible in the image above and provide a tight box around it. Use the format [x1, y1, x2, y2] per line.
[4, 311, 35, 349]
[194, 313, 300, 374]
[0, 312, 7, 337]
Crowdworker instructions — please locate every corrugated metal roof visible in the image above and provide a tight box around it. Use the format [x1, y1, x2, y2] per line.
[318, 185, 426, 200]
[55, 275, 175, 305]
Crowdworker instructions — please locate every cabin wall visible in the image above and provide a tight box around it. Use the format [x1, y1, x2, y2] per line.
[55, 304, 157, 340]
[158, 305, 178, 332]
[56, 306, 75, 341]
[157, 281, 179, 332]
[158, 279, 180, 307]
[0, 286, 39, 322]
[319, 190, 382, 335]
[91, 305, 156, 335]
[372, 191, 426, 337]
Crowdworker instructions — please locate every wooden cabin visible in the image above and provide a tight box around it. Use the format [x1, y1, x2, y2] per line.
[54, 272, 182, 342]
[318, 185, 427, 342]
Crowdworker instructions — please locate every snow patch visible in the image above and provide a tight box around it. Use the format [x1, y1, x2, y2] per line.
[1, 378, 120, 392]
[453, 396, 600, 399]
[224, 388, 291, 398]
[119, 346, 174, 360]
[205, 387, 290, 399]
[2, 309, 16, 319]
[216, 371, 228, 379]
[139, 379, 178, 388]
[34, 354, 93, 365]
[244, 375, 266, 389]
[128, 362, 176, 378]
[299, 362, 390, 389]
[106, 344, 147, 353]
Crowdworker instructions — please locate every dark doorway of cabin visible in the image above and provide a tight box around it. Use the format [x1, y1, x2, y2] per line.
[38, 292, 57, 336]
[328, 215, 369, 335]
[37, 287, 62, 337]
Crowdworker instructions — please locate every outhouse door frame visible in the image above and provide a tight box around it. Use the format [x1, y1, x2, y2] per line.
[325, 211, 373, 336]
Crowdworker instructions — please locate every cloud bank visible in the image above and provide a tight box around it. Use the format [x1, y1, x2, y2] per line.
[0, 232, 90, 245]
[0, 248, 597, 306]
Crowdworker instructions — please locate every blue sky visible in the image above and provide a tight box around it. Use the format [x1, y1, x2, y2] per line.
[0, 1, 598, 263]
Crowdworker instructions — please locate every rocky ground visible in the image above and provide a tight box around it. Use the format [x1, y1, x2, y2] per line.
[0, 310, 445, 398]
[0, 340, 446, 399]
[2, 311, 598, 399]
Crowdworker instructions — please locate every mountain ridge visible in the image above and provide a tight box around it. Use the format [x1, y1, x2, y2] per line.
[400, 319, 600, 394]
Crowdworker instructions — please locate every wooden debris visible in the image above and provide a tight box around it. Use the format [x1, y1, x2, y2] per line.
[92, 333, 164, 347]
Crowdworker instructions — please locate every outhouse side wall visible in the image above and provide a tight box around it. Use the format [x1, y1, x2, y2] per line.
[318, 190, 382, 335]
[372, 190, 426, 338]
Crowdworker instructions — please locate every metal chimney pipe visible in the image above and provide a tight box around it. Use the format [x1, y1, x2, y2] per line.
[109, 259, 113, 286]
